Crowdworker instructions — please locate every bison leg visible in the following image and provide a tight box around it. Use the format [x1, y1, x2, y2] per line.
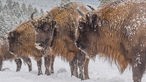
[132, 49, 146, 82]
[84, 58, 89, 80]
[44, 55, 51, 75]
[78, 62, 84, 80]
[0, 58, 3, 71]
[22, 57, 32, 72]
[77, 51, 87, 80]
[51, 55, 55, 73]
[37, 59, 43, 75]
[77, 57, 90, 80]
[77, 58, 84, 79]
[69, 58, 78, 78]
[44, 55, 55, 75]
[15, 58, 22, 72]
[69, 62, 74, 76]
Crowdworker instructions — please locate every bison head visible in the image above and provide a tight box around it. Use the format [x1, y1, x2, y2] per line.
[75, 13, 108, 55]
[8, 31, 21, 53]
[31, 12, 57, 49]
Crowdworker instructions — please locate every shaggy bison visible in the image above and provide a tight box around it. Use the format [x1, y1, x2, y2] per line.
[31, 2, 92, 80]
[8, 20, 55, 75]
[75, 1, 146, 82]
[0, 37, 32, 72]
[8, 21, 44, 75]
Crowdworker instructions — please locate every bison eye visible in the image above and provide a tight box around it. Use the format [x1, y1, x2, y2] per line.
[79, 21, 86, 28]
[79, 26, 83, 30]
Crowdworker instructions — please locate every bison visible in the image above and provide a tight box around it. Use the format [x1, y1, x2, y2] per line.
[31, 2, 92, 80]
[8, 20, 45, 75]
[75, 1, 146, 82]
[0, 37, 32, 72]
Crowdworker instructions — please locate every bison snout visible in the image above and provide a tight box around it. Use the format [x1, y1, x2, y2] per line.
[75, 40, 84, 49]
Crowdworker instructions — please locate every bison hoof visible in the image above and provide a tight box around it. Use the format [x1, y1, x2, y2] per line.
[45, 70, 51, 75]
[29, 68, 32, 72]
[51, 70, 54, 74]
[84, 76, 89, 80]
[79, 74, 84, 80]
[51, 71, 54, 74]
[38, 71, 43, 75]
[16, 69, 21, 72]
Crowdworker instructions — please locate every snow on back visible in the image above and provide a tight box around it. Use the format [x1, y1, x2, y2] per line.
[124, 3, 146, 39]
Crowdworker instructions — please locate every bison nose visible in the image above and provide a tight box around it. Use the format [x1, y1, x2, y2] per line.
[75, 40, 86, 50]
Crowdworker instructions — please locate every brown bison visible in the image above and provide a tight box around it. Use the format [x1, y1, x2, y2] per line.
[0, 37, 32, 72]
[75, 1, 146, 82]
[31, 2, 92, 80]
[8, 20, 45, 75]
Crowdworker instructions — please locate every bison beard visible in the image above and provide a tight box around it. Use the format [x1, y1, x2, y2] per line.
[76, 1, 146, 82]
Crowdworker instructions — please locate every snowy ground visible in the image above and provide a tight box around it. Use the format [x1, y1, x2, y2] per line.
[1, 56, 146, 82]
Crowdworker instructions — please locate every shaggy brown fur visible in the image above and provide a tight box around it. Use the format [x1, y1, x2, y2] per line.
[8, 21, 44, 75]
[0, 38, 32, 72]
[76, 1, 146, 82]
[8, 21, 42, 59]
[49, 3, 90, 79]
[32, 2, 90, 80]
[50, 4, 90, 79]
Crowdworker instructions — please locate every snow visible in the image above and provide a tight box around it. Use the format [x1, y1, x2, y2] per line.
[1, 0, 146, 82]
[1, 56, 146, 82]
[12, 0, 100, 11]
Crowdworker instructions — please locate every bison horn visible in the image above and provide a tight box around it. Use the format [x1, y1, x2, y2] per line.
[76, 8, 84, 17]
[87, 5, 95, 11]
[31, 11, 37, 20]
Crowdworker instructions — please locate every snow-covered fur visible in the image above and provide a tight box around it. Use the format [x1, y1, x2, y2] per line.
[76, 1, 146, 82]
[32, 2, 90, 80]
[8, 21, 44, 75]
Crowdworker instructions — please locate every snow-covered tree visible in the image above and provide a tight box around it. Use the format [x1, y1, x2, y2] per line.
[6, 0, 13, 9]
[40, 9, 44, 15]
[0, 0, 43, 37]
[27, 4, 34, 15]
[60, 0, 71, 7]
[100, 0, 114, 4]
[12, 2, 21, 18]
[21, 3, 27, 15]
[0, 1, 2, 12]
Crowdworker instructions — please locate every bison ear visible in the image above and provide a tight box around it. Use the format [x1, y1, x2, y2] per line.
[9, 31, 20, 38]
[8, 32, 14, 40]
[91, 14, 108, 28]
[13, 31, 20, 37]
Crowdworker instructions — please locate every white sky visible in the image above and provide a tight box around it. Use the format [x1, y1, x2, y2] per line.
[13, 0, 100, 11]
